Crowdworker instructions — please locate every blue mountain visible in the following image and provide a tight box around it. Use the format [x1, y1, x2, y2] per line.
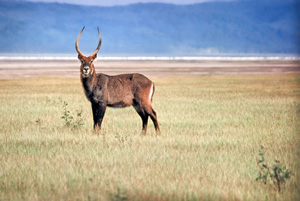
[0, 0, 299, 55]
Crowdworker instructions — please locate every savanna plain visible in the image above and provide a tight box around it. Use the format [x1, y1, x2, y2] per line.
[0, 61, 299, 201]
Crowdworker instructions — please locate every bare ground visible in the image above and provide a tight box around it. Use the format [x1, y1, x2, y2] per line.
[0, 60, 299, 79]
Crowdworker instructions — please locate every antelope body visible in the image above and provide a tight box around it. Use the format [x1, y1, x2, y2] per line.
[75, 27, 160, 134]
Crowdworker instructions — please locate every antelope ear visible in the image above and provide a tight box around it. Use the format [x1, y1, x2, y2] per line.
[92, 54, 97, 60]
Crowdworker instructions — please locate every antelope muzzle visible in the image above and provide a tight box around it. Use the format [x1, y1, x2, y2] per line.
[82, 65, 91, 77]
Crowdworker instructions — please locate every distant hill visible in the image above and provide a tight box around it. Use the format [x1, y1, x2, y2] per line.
[0, 0, 299, 55]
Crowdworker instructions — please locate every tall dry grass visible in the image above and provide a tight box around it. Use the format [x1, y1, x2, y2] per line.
[0, 75, 299, 200]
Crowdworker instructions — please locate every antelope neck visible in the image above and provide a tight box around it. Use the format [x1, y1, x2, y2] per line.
[81, 71, 97, 98]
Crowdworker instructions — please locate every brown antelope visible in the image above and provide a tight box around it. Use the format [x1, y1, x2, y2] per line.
[75, 27, 160, 134]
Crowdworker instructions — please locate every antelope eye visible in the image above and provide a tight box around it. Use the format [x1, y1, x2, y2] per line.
[81, 60, 84, 63]
[90, 60, 93, 63]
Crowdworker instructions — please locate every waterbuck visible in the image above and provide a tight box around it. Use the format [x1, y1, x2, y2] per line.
[75, 27, 160, 134]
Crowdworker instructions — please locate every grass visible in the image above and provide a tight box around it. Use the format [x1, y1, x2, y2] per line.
[0, 74, 299, 201]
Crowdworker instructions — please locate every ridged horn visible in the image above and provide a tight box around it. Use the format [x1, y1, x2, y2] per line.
[90, 27, 102, 58]
[75, 26, 85, 57]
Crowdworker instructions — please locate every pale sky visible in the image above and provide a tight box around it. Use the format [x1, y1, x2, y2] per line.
[25, 0, 235, 6]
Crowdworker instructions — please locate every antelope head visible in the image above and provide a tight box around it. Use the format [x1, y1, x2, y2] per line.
[75, 26, 102, 78]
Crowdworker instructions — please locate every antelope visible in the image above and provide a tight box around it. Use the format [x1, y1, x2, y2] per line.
[75, 27, 160, 134]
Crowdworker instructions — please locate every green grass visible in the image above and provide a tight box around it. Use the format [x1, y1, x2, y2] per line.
[0, 75, 299, 201]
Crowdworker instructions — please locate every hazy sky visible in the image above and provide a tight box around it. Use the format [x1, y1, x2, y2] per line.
[25, 0, 235, 6]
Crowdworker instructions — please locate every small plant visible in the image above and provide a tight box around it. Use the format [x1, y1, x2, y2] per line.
[60, 99, 85, 131]
[256, 145, 293, 192]
[110, 187, 127, 201]
[61, 100, 73, 127]
[35, 118, 41, 123]
[74, 110, 85, 129]
[45, 96, 51, 104]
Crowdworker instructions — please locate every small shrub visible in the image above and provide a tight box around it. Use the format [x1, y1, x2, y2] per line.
[110, 187, 127, 201]
[256, 145, 293, 192]
[60, 99, 85, 131]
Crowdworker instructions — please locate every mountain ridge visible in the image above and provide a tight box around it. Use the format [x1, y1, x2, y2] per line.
[0, 0, 299, 55]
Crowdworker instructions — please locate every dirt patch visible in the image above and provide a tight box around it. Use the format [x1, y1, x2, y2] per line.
[0, 60, 299, 79]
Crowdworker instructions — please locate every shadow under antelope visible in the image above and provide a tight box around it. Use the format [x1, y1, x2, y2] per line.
[75, 27, 160, 135]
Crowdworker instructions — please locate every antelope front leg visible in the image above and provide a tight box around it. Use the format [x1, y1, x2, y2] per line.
[92, 102, 107, 134]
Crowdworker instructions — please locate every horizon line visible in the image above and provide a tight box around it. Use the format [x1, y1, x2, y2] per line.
[0, 55, 299, 61]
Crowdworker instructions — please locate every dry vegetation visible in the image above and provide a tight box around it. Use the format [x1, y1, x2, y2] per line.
[0, 74, 299, 200]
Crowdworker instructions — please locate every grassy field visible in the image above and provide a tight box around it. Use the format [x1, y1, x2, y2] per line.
[0, 74, 299, 201]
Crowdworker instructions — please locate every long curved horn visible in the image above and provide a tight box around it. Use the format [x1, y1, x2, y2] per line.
[75, 26, 85, 57]
[90, 27, 102, 58]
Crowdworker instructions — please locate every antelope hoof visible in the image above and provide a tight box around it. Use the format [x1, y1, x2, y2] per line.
[93, 127, 101, 135]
